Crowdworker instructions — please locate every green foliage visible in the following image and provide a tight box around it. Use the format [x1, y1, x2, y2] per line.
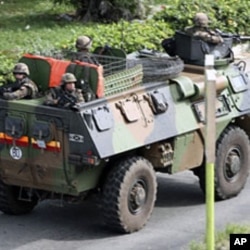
[0, 0, 74, 79]
[0, 0, 250, 77]
[0, 52, 16, 84]
[153, 0, 250, 34]
[52, 0, 154, 22]
[189, 223, 250, 250]
[52, 0, 154, 15]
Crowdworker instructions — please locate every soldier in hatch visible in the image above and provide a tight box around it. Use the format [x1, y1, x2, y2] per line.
[0, 63, 38, 100]
[44, 73, 84, 109]
[71, 35, 99, 64]
[184, 12, 224, 44]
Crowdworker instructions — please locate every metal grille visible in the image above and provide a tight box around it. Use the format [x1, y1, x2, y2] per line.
[93, 54, 127, 76]
[104, 64, 143, 96]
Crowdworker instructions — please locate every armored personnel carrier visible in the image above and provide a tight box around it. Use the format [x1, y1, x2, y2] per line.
[0, 38, 249, 233]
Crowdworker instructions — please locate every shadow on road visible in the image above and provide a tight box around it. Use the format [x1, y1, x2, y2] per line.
[0, 200, 114, 250]
[155, 171, 205, 207]
[0, 171, 205, 250]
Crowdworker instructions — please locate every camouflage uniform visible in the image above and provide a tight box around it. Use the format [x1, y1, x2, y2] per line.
[184, 12, 223, 44]
[71, 36, 98, 102]
[44, 73, 84, 109]
[71, 51, 99, 64]
[71, 36, 99, 65]
[1, 63, 38, 100]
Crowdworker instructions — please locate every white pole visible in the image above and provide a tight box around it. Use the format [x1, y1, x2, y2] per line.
[204, 54, 216, 250]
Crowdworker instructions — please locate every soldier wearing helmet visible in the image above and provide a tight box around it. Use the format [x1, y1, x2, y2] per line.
[0, 63, 38, 100]
[184, 12, 223, 44]
[194, 12, 209, 28]
[71, 35, 99, 65]
[44, 72, 84, 108]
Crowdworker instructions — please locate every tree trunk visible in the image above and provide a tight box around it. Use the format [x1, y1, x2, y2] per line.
[76, 0, 102, 22]
[74, 0, 147, 23]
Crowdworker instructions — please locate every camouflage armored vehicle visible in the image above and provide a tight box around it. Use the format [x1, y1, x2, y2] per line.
[0, 39, 249, 233]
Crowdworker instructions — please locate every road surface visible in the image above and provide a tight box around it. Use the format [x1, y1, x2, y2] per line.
[1, 171, 250, 250]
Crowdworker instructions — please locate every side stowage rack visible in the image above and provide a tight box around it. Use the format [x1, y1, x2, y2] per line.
[104, 64, 143, 96]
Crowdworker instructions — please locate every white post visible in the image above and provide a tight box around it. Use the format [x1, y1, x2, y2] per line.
[204, 54, 216, 250]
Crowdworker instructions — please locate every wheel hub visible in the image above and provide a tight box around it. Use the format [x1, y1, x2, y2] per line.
[134, 185, 146, 206]
[129, 182, 146, 213]
[226, 151, 241, 178]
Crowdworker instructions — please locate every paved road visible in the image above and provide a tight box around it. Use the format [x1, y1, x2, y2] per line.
[1, 171, 250, 250]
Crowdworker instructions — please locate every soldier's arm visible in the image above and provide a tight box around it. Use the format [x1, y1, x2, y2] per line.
[194, 30, 224, 44]
[44, 88, 59, 106]
[76, 89, 85, 102]
[3, 86, 28, 100]
[209, 30, 224, 43]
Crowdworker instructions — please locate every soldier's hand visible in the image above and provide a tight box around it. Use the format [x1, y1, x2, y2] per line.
[197, 31, 210, 39]
[3, 92, 16, 100]
[57, 97, 66, 107]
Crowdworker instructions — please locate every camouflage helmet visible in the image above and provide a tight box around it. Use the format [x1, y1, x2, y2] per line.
[75, 36, 92, 50]
[194, 12, 209, 27]
[13, 63, 30, 76]
[61, 73, 77, 85]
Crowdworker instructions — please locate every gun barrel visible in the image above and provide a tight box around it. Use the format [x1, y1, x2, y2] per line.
[240, 36, 250, 41]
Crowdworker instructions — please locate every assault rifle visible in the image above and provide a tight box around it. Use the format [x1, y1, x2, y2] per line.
[57, 91, 77, 109]
[215, 29, 250, 42]
[0, 81, 20, 97]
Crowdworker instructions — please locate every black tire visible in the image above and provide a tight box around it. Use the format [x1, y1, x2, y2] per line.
[0, 179, 37, 215]
[198, 126, 250, 200]
[100, 156, 157, 233]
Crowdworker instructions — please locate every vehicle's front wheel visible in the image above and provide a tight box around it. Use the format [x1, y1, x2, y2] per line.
[0, 179, 37, 215]
[100, 156, 157, 233]
[198, 126, 250, 200]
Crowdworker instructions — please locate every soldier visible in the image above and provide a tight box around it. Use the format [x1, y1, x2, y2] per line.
[0, 63, 38, 100]
[44, 72, 84, 109]
[71, 35, 99, 64]
[184, 12, 224, 44]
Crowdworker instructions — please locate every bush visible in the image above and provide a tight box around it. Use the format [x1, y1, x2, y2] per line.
[153, 0, 250, 35]
[0, 0, 250, 75]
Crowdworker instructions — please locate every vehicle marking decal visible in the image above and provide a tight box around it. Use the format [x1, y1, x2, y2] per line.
[69, 134, 84, 143]
[10, 146, 22, 160]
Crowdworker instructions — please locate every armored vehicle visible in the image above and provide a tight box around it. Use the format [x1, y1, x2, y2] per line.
[0, 39, 250, 233]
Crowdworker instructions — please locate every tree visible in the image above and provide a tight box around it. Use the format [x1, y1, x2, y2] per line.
[53, 0, 153, 23]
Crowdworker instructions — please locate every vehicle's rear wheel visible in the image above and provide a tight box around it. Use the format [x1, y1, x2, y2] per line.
[0, 179, 38, 215]
[198, 126, 250, 200]
[100, 156, 157, 233]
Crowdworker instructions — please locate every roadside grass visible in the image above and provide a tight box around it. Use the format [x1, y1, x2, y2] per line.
[189, 223, 250, 250]
[0, 0, 170, 75]
[0, 0, 103, 76]
[1, 0, 170, 54]
[0, 0, 76, 30]
[0, 0, 79, 54]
